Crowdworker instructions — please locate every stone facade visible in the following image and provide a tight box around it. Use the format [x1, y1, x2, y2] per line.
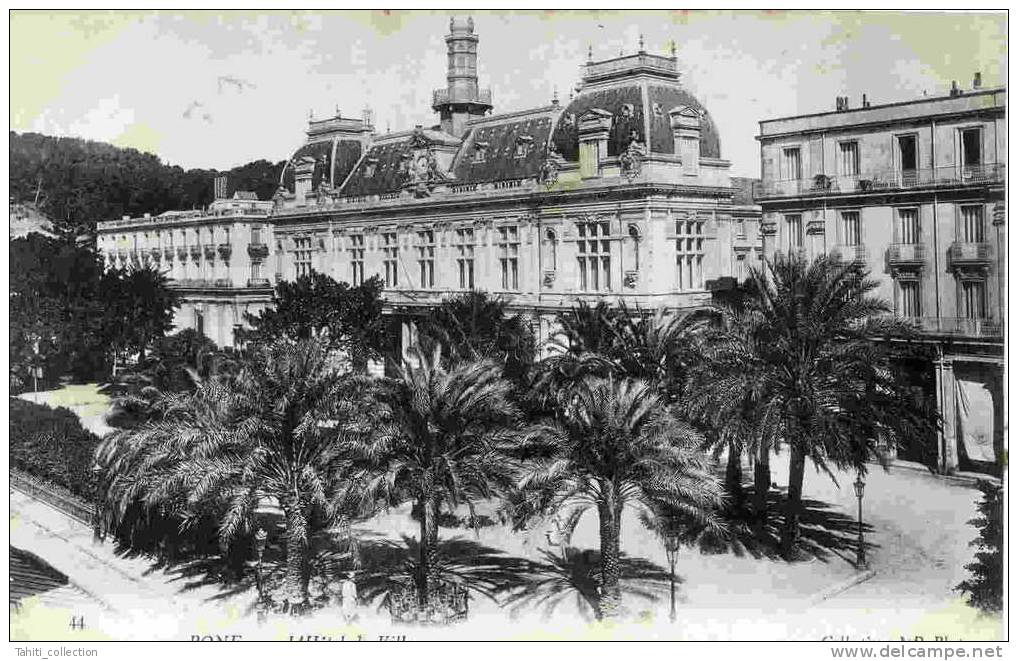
[96, 19, 762, 365]
[756, 83, 1006, 476]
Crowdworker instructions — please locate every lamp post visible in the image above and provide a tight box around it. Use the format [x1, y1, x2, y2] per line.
[853, 472, 867, 569]
[254, 528, 268, 605]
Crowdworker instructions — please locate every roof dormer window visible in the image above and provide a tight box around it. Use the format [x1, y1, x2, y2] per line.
[473, 141, 489, 163]
[515, 135, 534, 159]
[364, 157, 378, 178]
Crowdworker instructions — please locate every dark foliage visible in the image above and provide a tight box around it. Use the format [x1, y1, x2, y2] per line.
[240, 273, 386, 371]
[10, 131, 283, 233]
[10, 234, 180, 389]
[103, 329, 237, 429]
[956, 480, 1003, 613]
[416, 290, 536, 384]
[11, 234, 111, 386]
[9, 397, 102, 499]
[102, 264, 180, 362]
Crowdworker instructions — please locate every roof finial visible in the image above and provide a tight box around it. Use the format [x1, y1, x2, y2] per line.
[308, 108, 314, 120]
[587, 43, 593, 63]
[552, 85, 559, 106]
[335, 104, 341, 117]
[639, 34, 645, 53]
[669, 39, 676, 57]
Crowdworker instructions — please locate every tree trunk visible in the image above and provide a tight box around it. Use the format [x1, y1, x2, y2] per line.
[753, 445, 771, 527]
[781, 444, 807, 560]
[283, 501, 311, 606]
[597, 500, 622, 621]
[417, 494, 439, 606]
[668, 557, 677, 623]
[725, 442, 744, 511]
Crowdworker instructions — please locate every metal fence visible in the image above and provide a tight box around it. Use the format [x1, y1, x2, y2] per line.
[10, 467, 96, 526]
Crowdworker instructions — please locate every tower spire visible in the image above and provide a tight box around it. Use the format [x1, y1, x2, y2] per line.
[432, 16, 493, 137]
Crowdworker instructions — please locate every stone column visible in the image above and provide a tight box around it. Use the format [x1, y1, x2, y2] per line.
[935, 356, 959, 473]
[760, 215, 778, 260]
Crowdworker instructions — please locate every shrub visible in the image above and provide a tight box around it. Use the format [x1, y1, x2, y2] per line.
[956, 480, 1003, 613]
[9, 397, 101, 500]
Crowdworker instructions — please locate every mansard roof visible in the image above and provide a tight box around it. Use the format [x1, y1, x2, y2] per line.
[337, 128, 460, 197]
[280, 138, 363, 192]
[449, 106, 560, 184]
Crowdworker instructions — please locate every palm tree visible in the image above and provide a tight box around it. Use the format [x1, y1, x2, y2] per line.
[513, 376, 726, 621]
[346, 344, 524, 607]
[533, 300, 707, 412]
[417, 290, 536, 383]
[94, 338, 367, 606]
[689, 253, 937, 559]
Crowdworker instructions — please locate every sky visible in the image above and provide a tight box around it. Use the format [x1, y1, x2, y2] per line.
[10, 9, 1008, 177]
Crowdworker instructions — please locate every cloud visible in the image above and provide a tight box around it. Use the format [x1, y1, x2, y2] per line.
[216, 75, 255, 94]
[183, 100, 213, 123]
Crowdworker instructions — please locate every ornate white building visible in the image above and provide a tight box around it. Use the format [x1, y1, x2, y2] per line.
[96, 17, 761, 361]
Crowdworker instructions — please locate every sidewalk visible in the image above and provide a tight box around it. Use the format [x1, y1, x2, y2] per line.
[10, 486, 253, 640]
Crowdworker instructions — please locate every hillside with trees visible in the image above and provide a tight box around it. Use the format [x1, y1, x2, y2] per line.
[9, 131, 284, 233]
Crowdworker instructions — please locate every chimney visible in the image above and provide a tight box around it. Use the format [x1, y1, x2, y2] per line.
[362, 106, 374, 129]
[950, 80, 961, 97]
[214, 175, 228, 200]
[973, 72, 982, 89]
[862, 93, 870, 108]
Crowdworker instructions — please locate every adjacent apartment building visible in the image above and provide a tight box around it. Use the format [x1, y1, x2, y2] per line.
[756, 79, 1006, 476]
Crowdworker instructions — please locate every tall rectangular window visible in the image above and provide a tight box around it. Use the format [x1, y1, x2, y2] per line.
[294, 237, 313, 278]
[577, 221, 611, 292]
[960, 280, 986, 319]
[898, 208, 920, 244]
[417, 230, 435, 288]
[785, 214, 803, 250]
[251, 260, 262, 281]
[383, 232, 399, 288]
[675, 218, 705, 291]
[897, 134, 917, 172]
[960, 205, 985, 242]
[349, 235, 365, 286]
[961, 128, 982, 168]
[840, 211, 861, 245]
[899, 280, 922, 317]
[838, 141, 859, 176]
[251, 226, 262, 245]
[781, 147, 802, 180]
[498, 225, 519, 290]
[455, 228, 475, 289]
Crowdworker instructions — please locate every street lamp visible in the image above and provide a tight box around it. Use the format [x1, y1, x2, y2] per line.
[853, 472, 867, 569]
[254, 528, 268, 605]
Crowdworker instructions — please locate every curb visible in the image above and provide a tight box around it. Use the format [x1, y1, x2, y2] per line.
[808, 568, 877, 605]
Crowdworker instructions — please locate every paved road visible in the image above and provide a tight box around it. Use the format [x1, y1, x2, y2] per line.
[9, 454, 1000, 641]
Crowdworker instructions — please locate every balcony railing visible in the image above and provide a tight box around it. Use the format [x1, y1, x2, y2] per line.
[831, 244, 867, 264]
[948, 241, 992, 267]
[246, 278, 272, 288]
[247, 243, 270, 259]
[904, 316, 1002, 339]
[432, 87, 492, 108]
[887, 243, 927, 266]
[755, 164, 1005, 199]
